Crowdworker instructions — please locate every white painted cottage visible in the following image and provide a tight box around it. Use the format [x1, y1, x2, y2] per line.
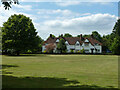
[42, 34, 102, 53]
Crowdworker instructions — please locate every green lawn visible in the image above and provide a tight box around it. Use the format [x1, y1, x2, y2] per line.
[2, 54, 118, 89]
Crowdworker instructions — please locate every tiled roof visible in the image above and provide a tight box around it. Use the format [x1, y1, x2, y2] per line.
[43, 36, 102, 46]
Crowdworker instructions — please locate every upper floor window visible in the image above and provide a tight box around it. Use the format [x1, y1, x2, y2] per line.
[65, 41, 69, 46]
[76, 41, 80, 46]
[94, 43, 99, 46]
[85, 42, 89, 46]
[56, 39, 59, 42]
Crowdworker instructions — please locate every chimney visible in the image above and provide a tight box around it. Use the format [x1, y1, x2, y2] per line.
[50, 34, 52, 38]
[80, 34, 83, 40]
[61, 34, 63, 37]
[80, 34, 82, 38]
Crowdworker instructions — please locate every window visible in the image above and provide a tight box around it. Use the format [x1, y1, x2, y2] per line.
[94, 43, 99, 45]
[66, 43, 68, 45]
[76, 43, 79, 46]
[84, 49, 89, 53]
[97, 49, 100, 52]
[76, 41, 80, 46]
[65, 41, 69, 45]
[85, 42, 89, 46]
[56, 39, 59, 42]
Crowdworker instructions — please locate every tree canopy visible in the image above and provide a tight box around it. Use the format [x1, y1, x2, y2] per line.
[0, 27, 2, 54]
[1, 0, 19, 10]
[110, 19, 120, 54]
[2, 14, 42, 55]
[57, 38, 67, 53]
[92, 31, 102, 42]
[63, 33, 72, 37]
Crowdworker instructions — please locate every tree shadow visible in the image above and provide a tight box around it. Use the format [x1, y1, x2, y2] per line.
[2, 75, 119, 89]
[1, 64, 19, 69]
[1, 64, 119, 89]
[5, 54, 47, 57]
[1, 64, 19, 74]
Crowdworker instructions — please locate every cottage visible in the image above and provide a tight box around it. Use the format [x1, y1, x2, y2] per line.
[42, 34, 102, 53]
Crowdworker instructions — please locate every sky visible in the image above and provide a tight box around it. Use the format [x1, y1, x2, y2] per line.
[0, 1, 119, 40]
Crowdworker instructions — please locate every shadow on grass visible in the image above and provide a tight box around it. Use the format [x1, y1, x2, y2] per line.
[2, 64, 119, 89]
[1, 64, 19, 74]
[2, 64, 19, 69]
[2, 75, 119, 89]
[5, 54, 47, 57]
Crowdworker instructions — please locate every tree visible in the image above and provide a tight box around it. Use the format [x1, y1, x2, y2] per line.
[57, 38, 67, 53]
[2, 14, 41, 55]
[113, 19, 120, 37]
[110, 19, 120, 54]
[64, 33, 72, 37]
[32, 36, 43, 53]
[0, 27, 2, 54]
[1, 0, 19, 10]
[110, 37, 120, 54]
[92, 31, 102, 42]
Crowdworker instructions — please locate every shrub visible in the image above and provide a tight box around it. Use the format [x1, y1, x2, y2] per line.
[70, 49, 74, 53]
[80, 49, 85, 54]
[43, 50, 47, 53]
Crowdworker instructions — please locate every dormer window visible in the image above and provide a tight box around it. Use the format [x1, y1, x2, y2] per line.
[94, 43, 98, 45]
[76, 41, 80, 46]
[85, 39, 89, 42]
[65, 41, 69, 46]
[56, 39, 59, 42]
[85, 42, 89, 46]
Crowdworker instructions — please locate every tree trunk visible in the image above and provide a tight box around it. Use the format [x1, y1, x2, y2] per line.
[16, 51, 20, 56]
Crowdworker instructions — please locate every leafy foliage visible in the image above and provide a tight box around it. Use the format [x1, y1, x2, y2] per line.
[0, 27, 2, 54]
[2, 14, 42, 55]
[64, 33, 72, 37]
[110, 19, 120, 54]
[80, 48, 85, 54]
[110, 37, 120, 54]
[2, 0, 19, 10]
[57, 38, 67, 53]
[92, 31, 102, 42]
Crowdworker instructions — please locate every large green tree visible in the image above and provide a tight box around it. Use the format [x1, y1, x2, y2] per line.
[92, 31, 102, 42]
[2, 14, 41, 55]
[64, 33, 72, 37]
[57, 38, 67, 53]
[0, 27, 2, 54]
[110, 19, 120, 54]
[113, 19, 120, 37]
[110, 37, 120, 54]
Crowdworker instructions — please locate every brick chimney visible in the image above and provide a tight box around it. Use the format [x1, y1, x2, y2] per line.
[50, 34, 52, 38]
[80, 34, 83, 40]
[61, 34, 63, 37]
[80, 34, 82, 38]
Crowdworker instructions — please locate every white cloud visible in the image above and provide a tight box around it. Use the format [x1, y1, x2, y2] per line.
[56, 1, 81, 7]
[13, 4, 32, 10]
[0, 5, 36, 26]
[19, 0, 119, 2]
[38, 13, 117, 39]
[37, 9, 72, 16]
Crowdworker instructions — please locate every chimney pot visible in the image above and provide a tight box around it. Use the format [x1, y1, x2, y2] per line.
[50, 34, 52, 38]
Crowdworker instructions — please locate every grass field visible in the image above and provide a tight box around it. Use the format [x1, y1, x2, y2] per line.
[2, 54, 118, 89]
